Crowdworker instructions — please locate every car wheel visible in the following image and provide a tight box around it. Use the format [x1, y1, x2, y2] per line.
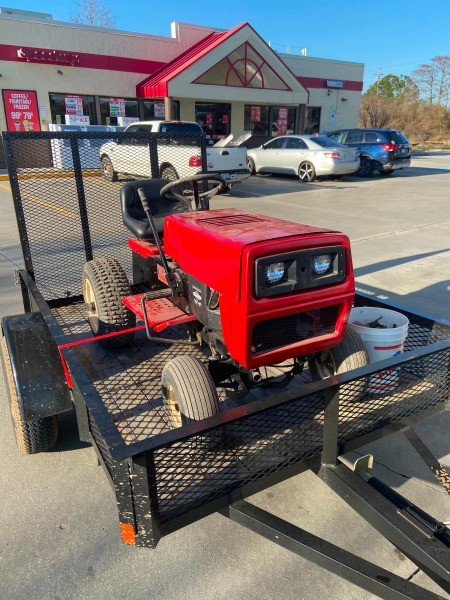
[379, 169, 394, 176]
[356, 158, 374, 177]
[298, 161, 316, 182]
[161, 165, 179, 181]
[218, 184, 231, 194]
[101, 156, 117, 182]
[247, 156, 256, 175]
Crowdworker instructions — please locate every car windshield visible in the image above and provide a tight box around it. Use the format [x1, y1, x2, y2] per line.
[388, 131, 409, 144]
[308, 136, 345, 148]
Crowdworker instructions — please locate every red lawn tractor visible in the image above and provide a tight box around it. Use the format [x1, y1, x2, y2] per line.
[82, 174, 369, 428]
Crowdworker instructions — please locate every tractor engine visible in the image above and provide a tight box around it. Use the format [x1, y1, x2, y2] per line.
[163, 208, 355, 370]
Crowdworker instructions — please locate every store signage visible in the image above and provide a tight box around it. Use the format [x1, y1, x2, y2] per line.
[117, 116, 139, 127]
[250, 106, 261, 121]
[154, 102, 165, 118]
[65, 95, 83, 116]
[326, 80, 344, 88]
[277, 107, 288, 135]
[2, 89, 41, 131]
[65, 114, 90, 126]
[17, 47, 80, 65]
[109, 98, 125, 117]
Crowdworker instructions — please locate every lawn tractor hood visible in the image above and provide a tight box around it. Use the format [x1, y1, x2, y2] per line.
[164, 209, 355, 369]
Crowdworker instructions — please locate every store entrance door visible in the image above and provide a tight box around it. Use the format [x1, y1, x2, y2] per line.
[195, 103, 231, 143]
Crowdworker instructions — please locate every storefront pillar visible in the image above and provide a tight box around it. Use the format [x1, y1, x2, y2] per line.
[164, 97, 174, 120]
[296, 104, 306, 134]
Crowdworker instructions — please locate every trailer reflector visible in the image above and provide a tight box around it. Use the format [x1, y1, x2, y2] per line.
[120, 522, 136, 545]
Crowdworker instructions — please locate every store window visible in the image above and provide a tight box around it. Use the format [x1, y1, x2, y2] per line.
[244, 105, 270, 136]
[141, 99, 180, 121]
[305, 107, 322, 134]
[49, 93, 96, 125]
[99, 97, 139, 126]
[271, 106, 296, 137]
[195, 102, 231, 141]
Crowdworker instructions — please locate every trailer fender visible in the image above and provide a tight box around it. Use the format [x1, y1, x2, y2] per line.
[1, 313, 72, 421]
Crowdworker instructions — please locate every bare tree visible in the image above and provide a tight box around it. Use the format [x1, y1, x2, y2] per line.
[412, 62, 439, 104]
[432, 55, 450, 106]
[359, 95, 396, 128]
[70, 0, 117, 28]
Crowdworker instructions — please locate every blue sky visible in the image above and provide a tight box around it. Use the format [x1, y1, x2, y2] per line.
[6, 1, 450, 90]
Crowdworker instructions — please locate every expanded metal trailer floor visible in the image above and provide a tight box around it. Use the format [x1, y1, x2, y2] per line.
[53, 299, 449, 452]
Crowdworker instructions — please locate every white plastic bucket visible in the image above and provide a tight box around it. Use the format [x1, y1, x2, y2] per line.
[348, 307, 409, 393]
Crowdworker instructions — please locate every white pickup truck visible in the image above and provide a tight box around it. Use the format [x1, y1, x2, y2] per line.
[99, 120, 249, 191]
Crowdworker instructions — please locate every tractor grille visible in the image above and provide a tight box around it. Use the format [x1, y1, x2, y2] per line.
[251, 305, 339, 353]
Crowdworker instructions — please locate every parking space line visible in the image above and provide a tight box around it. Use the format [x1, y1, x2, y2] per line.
[22, 192, 77, 218]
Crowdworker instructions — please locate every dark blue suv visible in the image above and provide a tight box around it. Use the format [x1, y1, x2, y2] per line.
[327, 128, 411, 177]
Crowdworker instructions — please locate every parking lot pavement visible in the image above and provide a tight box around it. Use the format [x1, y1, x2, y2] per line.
[0, 155, 449, 599]
[216, 153, 450, 321]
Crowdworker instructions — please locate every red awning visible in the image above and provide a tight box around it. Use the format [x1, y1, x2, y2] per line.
[136, 22, 248, 98]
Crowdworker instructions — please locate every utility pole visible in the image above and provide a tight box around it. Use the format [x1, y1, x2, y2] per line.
[375, 68, 383, 94]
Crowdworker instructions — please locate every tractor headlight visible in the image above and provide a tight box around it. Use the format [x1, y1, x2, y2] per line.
[255, 246, 346, 298]
[265, 262, 285, 284]
[312, 254, 332, 276]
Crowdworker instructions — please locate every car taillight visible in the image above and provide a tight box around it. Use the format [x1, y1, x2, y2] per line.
[382, 143, 399, 152]
[189, 155, 202, 167]
[324, 152, 341, 159]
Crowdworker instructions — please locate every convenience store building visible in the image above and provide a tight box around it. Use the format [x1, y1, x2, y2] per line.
[0, 7, 364, 144]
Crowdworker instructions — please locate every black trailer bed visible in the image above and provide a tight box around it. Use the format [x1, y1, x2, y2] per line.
[51, 295, 450, 530]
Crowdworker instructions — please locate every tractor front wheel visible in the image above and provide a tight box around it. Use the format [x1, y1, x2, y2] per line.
[162, 356, 221, 448]
[82, 258, 135, 349]
[1, 336, 58, 454]
[308, 328, 370, 402]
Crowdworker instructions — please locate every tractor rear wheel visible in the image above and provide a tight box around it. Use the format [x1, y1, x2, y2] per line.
[1, 336, 58, 454]
[162, 356, 221, 448]
[308, 328, 370, 402]
[82, 258, 135, 349]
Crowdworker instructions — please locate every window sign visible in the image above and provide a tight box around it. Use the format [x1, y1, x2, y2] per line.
[65, 114, 90, 126]
[109, 98, 125, 117]
[2, 89, 41, 131]
[250, 106, 261, 121]
[277, 106, 288, 135]
[117, 116, 139, 127]
[65, 95, 83, 115]
[154, 102, 165, 118]
[326, 80, 344, 88]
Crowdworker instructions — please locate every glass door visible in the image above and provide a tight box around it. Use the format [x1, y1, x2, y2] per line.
[195, 103, 231, 143]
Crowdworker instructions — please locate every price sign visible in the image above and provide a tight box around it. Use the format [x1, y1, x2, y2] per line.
[2, 89, 41, 131]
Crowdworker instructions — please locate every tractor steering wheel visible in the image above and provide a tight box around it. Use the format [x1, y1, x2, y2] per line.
[160, 173, 227, 211]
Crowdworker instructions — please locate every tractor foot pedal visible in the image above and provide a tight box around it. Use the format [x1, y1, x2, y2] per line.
[122, 294, 197, 332]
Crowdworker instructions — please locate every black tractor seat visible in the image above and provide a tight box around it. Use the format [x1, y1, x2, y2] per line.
[120, 179, 188, 241]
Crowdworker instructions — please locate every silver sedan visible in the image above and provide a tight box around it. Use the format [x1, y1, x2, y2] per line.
[247, 135, 360, 182]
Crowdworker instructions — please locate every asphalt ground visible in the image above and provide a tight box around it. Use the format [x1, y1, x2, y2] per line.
[0, 153, 449, 599]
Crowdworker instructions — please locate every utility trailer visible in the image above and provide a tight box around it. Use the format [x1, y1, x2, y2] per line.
[1, 131, 450, 599]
